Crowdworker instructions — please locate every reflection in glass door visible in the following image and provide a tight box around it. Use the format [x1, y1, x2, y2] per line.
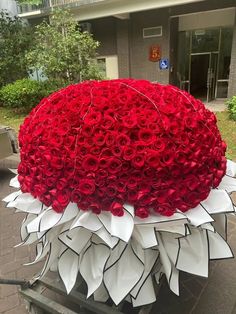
[190, 53, 209, 100]
[190, 52, 218, 102]
[208, 52, 218, 102]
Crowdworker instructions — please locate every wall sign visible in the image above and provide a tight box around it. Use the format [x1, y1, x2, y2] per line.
[159, 58, 169, 70]
[149, 45, 161, 62]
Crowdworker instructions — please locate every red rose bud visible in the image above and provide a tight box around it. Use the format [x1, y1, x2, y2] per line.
[135, 207, 149, 218]
[78, 179, 95, 195]
[110, 202, 124, 216]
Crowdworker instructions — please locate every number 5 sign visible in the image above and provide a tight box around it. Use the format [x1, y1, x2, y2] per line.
[149, 45, 161, 62]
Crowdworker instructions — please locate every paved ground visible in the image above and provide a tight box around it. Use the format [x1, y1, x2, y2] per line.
[204, 100, 227, 112]
[0, 156, 42, 314]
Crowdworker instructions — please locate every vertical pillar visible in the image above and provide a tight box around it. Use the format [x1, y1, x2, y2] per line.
[169, 17, 179, 86]
[228, 9, 236, 98]
[116, 19, 130, 78]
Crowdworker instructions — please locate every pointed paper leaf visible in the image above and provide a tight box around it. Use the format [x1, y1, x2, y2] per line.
[71, 210, 102, 232]
[80, 243, 110, 297]
[58, 249, 80, 293]
[9, 175, 20, 188]
[104, 244, 143, 305]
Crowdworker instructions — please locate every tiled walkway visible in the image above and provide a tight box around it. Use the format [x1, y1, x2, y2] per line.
[0, 161, 42, 314]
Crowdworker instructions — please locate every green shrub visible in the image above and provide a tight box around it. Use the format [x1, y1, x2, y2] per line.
[0, 78, 61, 113]
[227, 96, 236, 121]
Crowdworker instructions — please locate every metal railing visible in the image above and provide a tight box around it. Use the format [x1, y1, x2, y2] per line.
[18, 0, 106, 14]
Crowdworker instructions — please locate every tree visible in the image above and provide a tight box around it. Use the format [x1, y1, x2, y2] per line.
[27, 9, 103, 84]
[0, 11, 32, 87]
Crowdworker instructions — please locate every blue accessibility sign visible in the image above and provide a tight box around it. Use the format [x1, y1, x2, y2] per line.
[159, 58, 169, 70]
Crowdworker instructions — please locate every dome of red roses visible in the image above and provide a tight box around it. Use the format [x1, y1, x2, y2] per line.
[18, 79, 227, 218]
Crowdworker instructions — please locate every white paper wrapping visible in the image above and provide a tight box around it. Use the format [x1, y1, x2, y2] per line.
[3, 160, 236, 307]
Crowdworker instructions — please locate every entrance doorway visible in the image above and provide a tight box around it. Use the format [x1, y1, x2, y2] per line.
[190, 52, 218, 102]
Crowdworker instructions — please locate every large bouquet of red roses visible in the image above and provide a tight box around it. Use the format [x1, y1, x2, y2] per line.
[18, 79, 226, 217]
[4, 79, 236, 307]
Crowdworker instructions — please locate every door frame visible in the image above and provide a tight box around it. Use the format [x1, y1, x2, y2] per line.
[189, 51, 219, 102]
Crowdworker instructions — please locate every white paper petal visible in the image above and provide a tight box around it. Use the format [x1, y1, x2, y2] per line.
[27, 209, 61, 233]
[80, 244, 110, 297]
[184, 204, 214, 226]
[212, 213, 227, 239]
[105, 240, 127, 270]
[123, 203, 134, 217]
[59, 227, 92, 255]
[155, 224, 187, 236]
[71, 210, 102, 232]
[218, 176, 236, 193]
[201, 190, 234, 214]
[95, 227, 119, 249]
[14, 193, 44, 214]
[130, 249, 157, 298]
[156, 232, 179, 295]
[226, 160, 236, 177]
[131, 275, 156, 307]
[133, 225, 157, 249]
[104, 243, 144, 305]
[99, 211, 134, 242]
[134, 212, 187, 226]
[9, 175, 20, 188]
[176, 228, 209, 277]
[2, 190, 22, 203]
[58, 249, 79, 293]
[40, 239, 64, 277]
[207, 230, 233, 259]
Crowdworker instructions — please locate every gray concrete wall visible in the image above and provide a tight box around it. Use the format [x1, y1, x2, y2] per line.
[0, 0, 18, 16]
[90, 17, 117, 56]
[129, 8, 170, 84]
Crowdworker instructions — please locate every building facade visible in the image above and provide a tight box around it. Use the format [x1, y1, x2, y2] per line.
[18, 0, 236, 101]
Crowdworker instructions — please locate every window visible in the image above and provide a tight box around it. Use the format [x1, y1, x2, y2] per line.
[143, 26, 162, 38]
[97, 56, 119, 79]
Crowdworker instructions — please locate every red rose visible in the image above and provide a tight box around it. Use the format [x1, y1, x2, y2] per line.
[101, 115, 115, 130]
[122, 115, 137, 128]
[132, 154, 145, 168]
[84, 111, 102, 125]
[108, 157, 122, 174]
[123, 146, 136, 161]
[116, 134, 130, 147]
[110, 202, 124, 216]
[82, 155, 99, 171]
[138, 129, 156, 144]
[52, 192, 70, 213]
[93, 133, 105, 146]
[78, 179, 95, 195]
[135, 207, 149, 218]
